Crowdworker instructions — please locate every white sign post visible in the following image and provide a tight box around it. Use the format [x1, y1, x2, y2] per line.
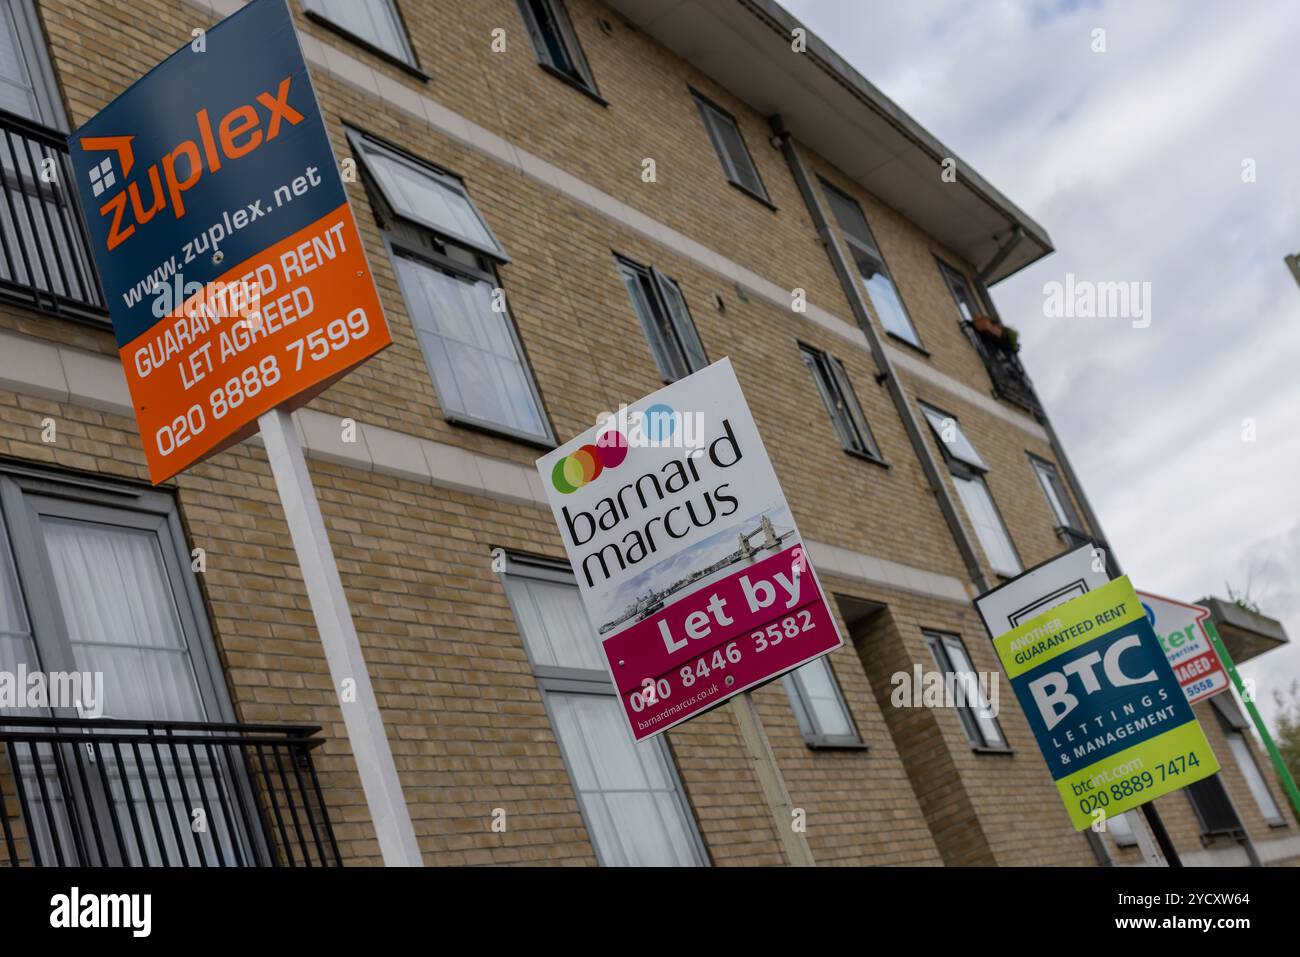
[260, 409, 424, 865]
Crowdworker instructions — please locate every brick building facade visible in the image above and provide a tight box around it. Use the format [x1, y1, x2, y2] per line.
[0, 0, 1293, 867]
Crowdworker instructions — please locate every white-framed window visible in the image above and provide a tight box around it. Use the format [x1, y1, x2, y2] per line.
[936, 258, 986, 323]
[800, 343, 883, 462]
[350, 130, 553, 446]
[1108, 810, 1138, 847]
[918, 401, 1021, 577]
[1227, 731, 1285, 826]
[1029, 455, 1084, 533]
[952, 474, 1022, 578]
[0, 465, 249, 865]
[617, 256, 707, 382]
[302, 0, 418, 68]
[501, 554, 708, 867]
[516, 0, 599, 96]
[919, 402, 988, 472]
[924, 630, 1007, 751]
[691, 89, 770, 205]
[820, 178, 921, 347]
[782, 654, 863, 748]
[0, 0, 65, 129]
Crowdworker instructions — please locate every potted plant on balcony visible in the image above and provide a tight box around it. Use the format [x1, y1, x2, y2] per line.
[970, 314, 1004, 339]
[1003, 325, 1021, 354]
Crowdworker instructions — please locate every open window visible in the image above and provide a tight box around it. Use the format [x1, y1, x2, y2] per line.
[691, 89, 771, 206]
[616, 256, 707, 382]
[924, 631, 1008, 752]
[800, 343, 884, 463]
[919, 402, 1021, 577]
[820, 178, 921, 348]
[350, 130, 554, 446]
[516, 0, 600, 99]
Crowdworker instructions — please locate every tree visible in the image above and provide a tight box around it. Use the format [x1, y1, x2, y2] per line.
[1274, 681, 1300, 786]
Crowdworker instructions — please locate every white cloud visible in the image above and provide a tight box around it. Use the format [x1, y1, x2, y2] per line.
[784, 0, 1300, 733]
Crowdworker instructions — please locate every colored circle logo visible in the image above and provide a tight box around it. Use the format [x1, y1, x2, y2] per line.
[552, 430, 628, 493]
[644, 403, 676, 442]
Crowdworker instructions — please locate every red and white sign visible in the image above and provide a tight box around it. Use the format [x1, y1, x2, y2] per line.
[1137, 590, 1229, 704]
[537, 358, 843, 741]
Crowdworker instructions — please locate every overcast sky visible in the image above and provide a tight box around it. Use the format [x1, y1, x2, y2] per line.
[782, 0, 1300, 734]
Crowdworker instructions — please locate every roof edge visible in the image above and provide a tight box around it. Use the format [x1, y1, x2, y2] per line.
[739, 0, 1055, 282]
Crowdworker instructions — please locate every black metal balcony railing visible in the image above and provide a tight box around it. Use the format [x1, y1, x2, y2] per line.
[0, 716, 341, 867]
[960, 321, 1043, 417]
[0, 108, 106, 321]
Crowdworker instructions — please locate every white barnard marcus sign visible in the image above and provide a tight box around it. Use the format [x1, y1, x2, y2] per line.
[537, 359, 844, 741]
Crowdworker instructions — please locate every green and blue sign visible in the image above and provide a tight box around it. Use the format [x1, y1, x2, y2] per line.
[992, 576, 1219, 829]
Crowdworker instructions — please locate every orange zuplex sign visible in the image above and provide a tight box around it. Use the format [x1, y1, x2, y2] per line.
[68, 0, 389, 483]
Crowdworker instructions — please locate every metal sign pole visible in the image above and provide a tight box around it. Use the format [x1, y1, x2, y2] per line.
[731, 690, 816, 867]
[1206, 620, 1300, 817]
[1128, 807, 1166, 866]
[1140, 803, 1181, 867]
[259, 407, 423, 866]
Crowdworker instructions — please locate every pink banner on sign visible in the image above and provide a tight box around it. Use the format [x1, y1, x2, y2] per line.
[603, 544, 840, 741]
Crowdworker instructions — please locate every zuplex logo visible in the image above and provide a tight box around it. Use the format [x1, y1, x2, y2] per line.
[560, 416, 744, 587]
[80, 77, 305, 252]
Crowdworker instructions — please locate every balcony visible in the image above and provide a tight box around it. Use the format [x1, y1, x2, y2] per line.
[0, 108, 106, 322]
[961, 319, 1043, 417]
[0, 716, 342, 867]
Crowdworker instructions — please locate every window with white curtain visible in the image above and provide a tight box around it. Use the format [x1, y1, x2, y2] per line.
[0, 506, 36, 715]
[1030, 455, 1084, 533]
[1108, 810, 1138, 846]
[500, 554, 707, 867]
[782, 654, 862, 748]
[917, 401, 1021, 578]
[0, 466, 243, 866]
[350, 129, 553, 445]
[40, 517, 206, 721]
[302, 0, 417, 67]
[0, 473, 225, 719]
[0, 0, 66, 128]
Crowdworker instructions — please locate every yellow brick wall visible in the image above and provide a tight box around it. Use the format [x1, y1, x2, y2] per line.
[0, 0, 1287, 870]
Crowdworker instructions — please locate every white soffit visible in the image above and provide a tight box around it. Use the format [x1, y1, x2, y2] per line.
[605, 0, 1054, 284]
